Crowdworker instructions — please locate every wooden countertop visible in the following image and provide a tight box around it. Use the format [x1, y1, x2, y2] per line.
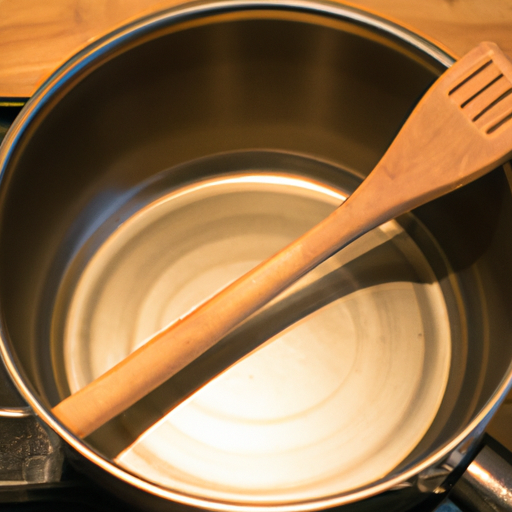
[2, 0, 512, 98]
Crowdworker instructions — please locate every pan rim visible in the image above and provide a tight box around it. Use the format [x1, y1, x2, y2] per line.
[3, 1, 509, 512]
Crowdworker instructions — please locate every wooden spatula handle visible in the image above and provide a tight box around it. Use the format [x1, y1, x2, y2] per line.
[52, 196, 377, 437]
[52, 193, 378, 438]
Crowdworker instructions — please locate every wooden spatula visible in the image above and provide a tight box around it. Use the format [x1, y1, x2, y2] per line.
[53, 41, 512, 439]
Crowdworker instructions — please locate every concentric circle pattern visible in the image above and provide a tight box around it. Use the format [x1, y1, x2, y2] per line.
[62, 167, 450, 504]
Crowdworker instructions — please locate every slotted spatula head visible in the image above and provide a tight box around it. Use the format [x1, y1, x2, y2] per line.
[449, 43, 512, 134]
[365, 41, 512, 222]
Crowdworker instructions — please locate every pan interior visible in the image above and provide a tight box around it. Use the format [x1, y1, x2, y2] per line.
[56, 154, 451, 504]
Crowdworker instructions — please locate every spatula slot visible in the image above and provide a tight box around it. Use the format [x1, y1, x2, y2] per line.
[472, 87, 512, 122]
[473, 87, 512, 133]
[460, 74, 503, 108]
[448, 59, 492, 96]
[487, 111, 512, 134]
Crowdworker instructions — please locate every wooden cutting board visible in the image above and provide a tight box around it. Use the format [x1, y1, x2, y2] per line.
[2, 0, 512, 99]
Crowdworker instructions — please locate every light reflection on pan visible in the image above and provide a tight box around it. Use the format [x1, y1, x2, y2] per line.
[59, 170, 451, 503]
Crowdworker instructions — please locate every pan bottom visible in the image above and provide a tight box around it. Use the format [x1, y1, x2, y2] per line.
[54, 152, 451, 504]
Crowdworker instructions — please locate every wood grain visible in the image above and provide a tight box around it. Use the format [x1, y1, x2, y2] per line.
[2, 0, 512, 99]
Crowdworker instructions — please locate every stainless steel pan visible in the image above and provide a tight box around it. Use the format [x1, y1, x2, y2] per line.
[0, 1, 511, 511]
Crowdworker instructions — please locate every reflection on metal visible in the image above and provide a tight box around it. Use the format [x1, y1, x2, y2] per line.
[59, 169, 451, 504]
[451, 444, 512, 512]
[0, 340, 63, 483]
[416, 466, 452, 494]
[0, 406, 32, 418]
[0, 415, 63, 485]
